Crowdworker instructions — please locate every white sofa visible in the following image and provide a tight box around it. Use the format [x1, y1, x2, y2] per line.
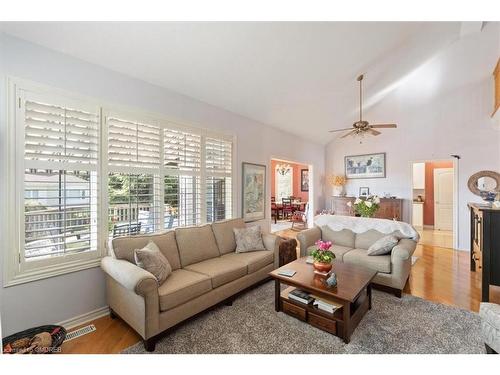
[297, 215, 418, 297]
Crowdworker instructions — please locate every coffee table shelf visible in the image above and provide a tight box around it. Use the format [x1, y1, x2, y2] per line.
[270, 257, 376, 343]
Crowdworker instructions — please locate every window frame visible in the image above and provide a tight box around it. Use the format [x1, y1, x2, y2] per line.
[3, 79, 106, 287]
[3, 78, 236, 287]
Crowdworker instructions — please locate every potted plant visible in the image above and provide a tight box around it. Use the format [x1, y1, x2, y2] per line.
[310, 239, 335, 274]
[347, 195, 380, 217]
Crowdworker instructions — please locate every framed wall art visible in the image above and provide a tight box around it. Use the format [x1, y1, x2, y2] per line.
[242, 162, 266, 222]
[345, 152, 386, 179]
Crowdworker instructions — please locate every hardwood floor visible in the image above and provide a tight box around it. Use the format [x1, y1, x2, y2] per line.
[60, 227, 500, 354]
[417, 228, 454, 249]
[60, 314, 140, 354]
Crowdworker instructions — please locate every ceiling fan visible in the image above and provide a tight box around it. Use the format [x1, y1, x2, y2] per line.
[329, 74, 397, 138]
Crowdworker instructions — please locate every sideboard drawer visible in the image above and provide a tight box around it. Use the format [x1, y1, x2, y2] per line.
[308, 312, 337, 334]
[282, 300, 307, 321]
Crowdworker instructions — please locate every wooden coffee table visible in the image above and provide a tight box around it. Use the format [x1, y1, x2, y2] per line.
[270, 257, 377, 343]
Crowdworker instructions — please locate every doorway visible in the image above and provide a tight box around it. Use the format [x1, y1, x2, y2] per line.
[410, 160, 456, 249]
[270, 158, 313, 235]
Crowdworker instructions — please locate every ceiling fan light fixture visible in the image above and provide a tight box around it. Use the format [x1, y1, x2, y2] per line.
[328, 74, 397, 138]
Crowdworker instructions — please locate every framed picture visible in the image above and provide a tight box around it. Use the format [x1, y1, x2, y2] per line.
[359, 187, 370, 197]
[345, 152, 386, 179]
[300, 169, 309, 192]
[242, 162, 266, 222]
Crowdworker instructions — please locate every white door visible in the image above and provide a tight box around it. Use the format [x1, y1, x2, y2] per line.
[434, 168, 454, 230]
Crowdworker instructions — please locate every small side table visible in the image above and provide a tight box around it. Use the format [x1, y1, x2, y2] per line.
[278, 237, 298, 267]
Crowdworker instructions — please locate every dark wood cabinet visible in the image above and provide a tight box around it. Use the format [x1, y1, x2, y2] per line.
[469, 203, 500, 302]
[331, 196, 403, 221]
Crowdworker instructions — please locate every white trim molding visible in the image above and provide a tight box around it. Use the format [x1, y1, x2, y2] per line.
[57, 306, 110, 331]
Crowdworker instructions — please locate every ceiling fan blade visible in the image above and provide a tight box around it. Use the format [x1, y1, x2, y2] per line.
[370, 124, 397, 128]
[368, 129, 381, 136]
[340, 130, 357, 138]
[329, 127, 354, 133]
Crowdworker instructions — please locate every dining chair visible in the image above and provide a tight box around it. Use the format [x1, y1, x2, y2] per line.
[271, 196, 279, 222]
[291, 202, 309, 230]
[282, 198, 293, 219]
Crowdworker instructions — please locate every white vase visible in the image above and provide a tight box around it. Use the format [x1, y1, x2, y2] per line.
[332, 186, 344, 197]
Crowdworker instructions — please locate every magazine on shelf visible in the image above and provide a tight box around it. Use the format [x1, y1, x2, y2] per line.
[312, 295, 342, 313]
[288, 289, 314, 305]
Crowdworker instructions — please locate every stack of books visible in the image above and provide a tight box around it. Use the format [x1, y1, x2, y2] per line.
[288, 289, 314, 305]
[312, 296, 342, 314]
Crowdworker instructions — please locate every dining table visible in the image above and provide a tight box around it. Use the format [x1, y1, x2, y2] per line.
[272, 200, 308, 222]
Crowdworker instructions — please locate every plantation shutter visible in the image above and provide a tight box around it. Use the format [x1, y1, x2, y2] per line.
[22, 95, 100, 260]
[107, 114, 161, 236]
[163, 127, 202, 227]
[24, 100, 99, 165]
[205, 136, 233, 222]
[107, 117, 161, 169]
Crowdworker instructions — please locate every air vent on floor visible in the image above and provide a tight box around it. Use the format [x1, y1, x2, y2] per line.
[64, 324, 96, 342]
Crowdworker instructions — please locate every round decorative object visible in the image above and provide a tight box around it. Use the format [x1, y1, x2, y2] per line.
[326, 272, 338, 287]
[467, 170, 500, 200]
[313, 261, 332, 274]
[2, 325, 66, 354]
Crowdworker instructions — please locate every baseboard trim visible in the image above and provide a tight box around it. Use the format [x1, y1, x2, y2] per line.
[57, 306, 109, 330]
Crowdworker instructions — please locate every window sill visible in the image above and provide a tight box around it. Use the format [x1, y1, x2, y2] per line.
[3, 257, 102, 288]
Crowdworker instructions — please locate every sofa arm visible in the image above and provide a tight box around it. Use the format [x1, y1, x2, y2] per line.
[391, 239, 417, 261]
[101, 256, 158, 296]
[296, 227, 321, 257]
[262, 233, 283, 268]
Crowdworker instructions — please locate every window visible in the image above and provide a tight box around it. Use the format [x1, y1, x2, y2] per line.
[107, 114, 162, 237]
[7, 88, 101, 285]
[163, 128, 202, 227]
[6, 79, 234, 286]
[275, 166, 293, 200]
[205, 137, 233, 222]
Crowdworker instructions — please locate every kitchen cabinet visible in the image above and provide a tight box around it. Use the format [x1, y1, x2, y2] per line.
[412, 162, 425, 189]
[412, 202, 424, 228]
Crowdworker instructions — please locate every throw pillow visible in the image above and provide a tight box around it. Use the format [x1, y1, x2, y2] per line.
[367, 235, 399, 256]
[233, 226, 266, 253]
[134, 241, 172, 284]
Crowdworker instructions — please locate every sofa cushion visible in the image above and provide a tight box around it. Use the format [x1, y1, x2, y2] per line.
[175, 224, 221, 267]
[111, 230, 181, 270]
[320, 226, 355, 248]
[355, 229, 405, 250]
[306, 244, 354, 261]
[367, 235, 399, 256]
[221, 250, 274, 274]
[134, 241, 172, 284]
[212, 218, 246, 255]
[343, 248, 391, 273]
[184, 257, 248, 288]
[234, 226, 266, 253]
[158, 269, 212, 311]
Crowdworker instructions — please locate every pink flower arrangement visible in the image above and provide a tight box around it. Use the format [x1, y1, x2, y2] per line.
[311, 240, 335, 264]
[315, 240, 332, 251]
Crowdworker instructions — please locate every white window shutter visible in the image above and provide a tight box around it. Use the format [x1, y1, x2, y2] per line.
[22, 97, 100, 261]
[163, 127, 202, 226]
[24, 100, 99, 165]
[107, 116, 161, 169]
[205, 137, 233, 222]
[107, 114, 162, 237]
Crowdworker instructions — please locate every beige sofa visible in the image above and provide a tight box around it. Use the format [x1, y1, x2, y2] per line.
[297, 224, 417, 297]
[101, 218, 281, 351]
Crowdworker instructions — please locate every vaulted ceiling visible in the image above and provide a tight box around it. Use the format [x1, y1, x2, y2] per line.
[1, 21, 494, 144]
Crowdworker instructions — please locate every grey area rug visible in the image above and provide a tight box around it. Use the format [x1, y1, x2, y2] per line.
[123, 281, 484, 354]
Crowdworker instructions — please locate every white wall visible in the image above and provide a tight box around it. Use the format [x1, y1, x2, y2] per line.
[0, 33, 325, 335]
[325, 25, 500, 251]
